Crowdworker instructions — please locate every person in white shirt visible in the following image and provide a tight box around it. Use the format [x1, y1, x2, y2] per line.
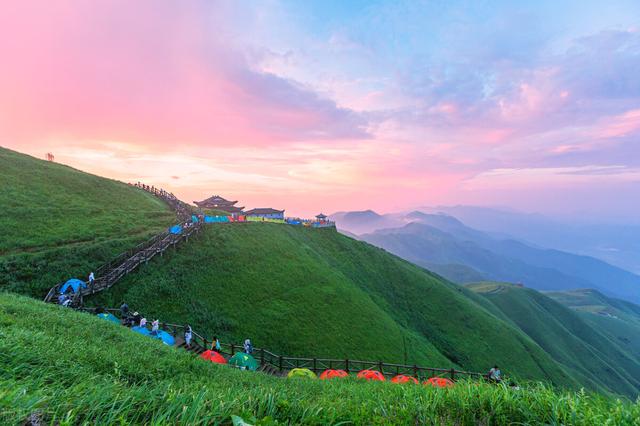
[184, 325, 193, 348]
[488, 365, 502, 383]
[140, 317, 147, 328]
[151, 319, 159, 335]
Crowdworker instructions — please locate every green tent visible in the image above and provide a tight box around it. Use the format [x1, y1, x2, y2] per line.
[228, 352, 258, 371]
[287, 368, 317, 379]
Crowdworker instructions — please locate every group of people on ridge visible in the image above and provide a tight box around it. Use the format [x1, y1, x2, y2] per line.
[119, 302, 254, 357]
[119, 302, 160, 337]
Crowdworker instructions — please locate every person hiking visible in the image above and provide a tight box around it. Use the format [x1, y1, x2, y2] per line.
[184, 325, 193, 348]
[132, 312, 141, 327]
[211, 336, 221, 351]
[120, 302, 129, 317]
[488, 365, 502, 383]
[139, 317, 147, 328]
[243, 338, 253, 354]
[151, 319, 160, 335]
[88, 272, 95, 288]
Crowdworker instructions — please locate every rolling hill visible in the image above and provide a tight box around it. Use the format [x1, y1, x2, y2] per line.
[4, 293, 636, 425]
[546, 289, 640, 361]
[0, 147, 174, 297]
[467, 282, 640, 397]
[358, 212, 640, 302]
[2, 145, 637, 398]
[88, 222, 583, 389]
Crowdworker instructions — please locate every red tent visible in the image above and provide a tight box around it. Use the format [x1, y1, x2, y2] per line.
[424, 377, 454, 388]
[200, 350, 227, 364]
[391, 374, 419, 384]
[357, 369, 386, 381]
[319, 369, 349, 380]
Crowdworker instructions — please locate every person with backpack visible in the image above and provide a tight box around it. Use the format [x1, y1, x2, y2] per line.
[211, 336, 221, 352]
[488, 365, 502, 383]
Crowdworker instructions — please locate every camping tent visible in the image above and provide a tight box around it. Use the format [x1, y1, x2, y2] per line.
[228, 352, 258, 371]
[96, 313, 120, 324]
[357, 370, 386, 381]
[132, 326, 152, 336]
[154, 330, 175, 346]
[319, 369, 349, 380]
[132, 326, 175, 345]
[201, 350, 227, 364]
[59, 278, 87, 294]
[424, 377, 454, 388]
[169, 224, 182, 234]
[391, 375, 419, 384]
[287, 368, 317, 379]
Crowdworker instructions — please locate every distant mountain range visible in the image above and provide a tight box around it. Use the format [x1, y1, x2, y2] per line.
[330, 209, 640, 303]
[420, 205, 640, 275]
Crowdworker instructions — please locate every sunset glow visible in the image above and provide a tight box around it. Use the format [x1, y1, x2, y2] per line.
[1, 0, 639, 218]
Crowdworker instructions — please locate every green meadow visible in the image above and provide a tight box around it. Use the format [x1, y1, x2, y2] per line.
[2, 293, 638, 426]
[0, 147, 174, 297]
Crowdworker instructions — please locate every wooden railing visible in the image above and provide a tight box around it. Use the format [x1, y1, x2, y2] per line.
[44, 184, 201, 304]
[45, 184, 484, 381]
[88, 307, 485, 381]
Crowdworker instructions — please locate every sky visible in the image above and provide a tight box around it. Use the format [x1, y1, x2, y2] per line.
[1, 0, 639, 220]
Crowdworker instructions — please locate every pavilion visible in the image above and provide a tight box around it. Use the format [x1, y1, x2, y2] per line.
[193, 195, 244, 214]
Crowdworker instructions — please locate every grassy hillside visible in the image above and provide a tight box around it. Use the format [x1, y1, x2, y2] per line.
[90, 223, 581, 388]
[547, 289, 640, 361]
[2, 293, 638, 425]
[0, 147, 174, 297]
[468, 282, 640, 397]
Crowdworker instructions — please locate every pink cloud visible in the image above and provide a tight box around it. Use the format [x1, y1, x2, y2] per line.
[596, 109, 640, 139]
[0, 1, 367, 149]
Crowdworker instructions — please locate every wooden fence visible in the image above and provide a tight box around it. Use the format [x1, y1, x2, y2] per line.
[89, 307, 485, 381]
[44, 185, 201, 305]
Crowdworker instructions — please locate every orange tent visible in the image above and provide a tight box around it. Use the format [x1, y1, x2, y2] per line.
[391, 374, 419, 384]
[200, 350, 227, 364]
[357, 369, 386, 381]
[424, 377, 454, 388]
[319, 369, 349, 380]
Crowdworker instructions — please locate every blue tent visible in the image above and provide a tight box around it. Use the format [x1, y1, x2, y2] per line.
[132, 326, 152, 336]
[169, 224, 182, 234]
[59, 278, 87, 294]
[154, 330, 175, 346]
[97, 313, 120, 324]
[132, 326, 175, 345]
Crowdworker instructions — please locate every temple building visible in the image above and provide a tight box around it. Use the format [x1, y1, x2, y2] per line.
[244, 208, 285, 219]
[193, 195, 244, 213]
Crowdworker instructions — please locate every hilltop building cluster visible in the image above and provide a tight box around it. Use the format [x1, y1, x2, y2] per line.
[194, 194, 329, 224]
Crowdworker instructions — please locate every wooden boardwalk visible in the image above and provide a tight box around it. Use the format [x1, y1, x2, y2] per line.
[43, 184, 486, 381]
[44, 185, 202, 306]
